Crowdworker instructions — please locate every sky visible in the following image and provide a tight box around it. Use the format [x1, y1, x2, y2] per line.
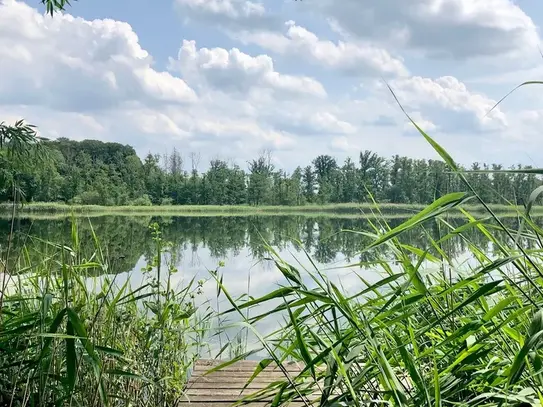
[2, 0, 543, 171]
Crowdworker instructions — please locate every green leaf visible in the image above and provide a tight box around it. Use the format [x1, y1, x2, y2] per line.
[95, 345, 124, 358]
[275, 262, 302, 286]
[486, 80, 543, 117]
[483, 296, 517, 322]
[394, 333, 430, 405]
[106, 369, 151, 382]
[41, 293, 53, 317]
[516, 185, 543, 243]
[420, 280, 503, 335]
[66, 308, 107, 405]
[377, 346, 408, 405]
[388, 82, 458, 171]
[37, 307, 67, 362]
[242, 358, 273, 392]
[365, 192, 470, 251]
[286, 300, 313, 377]
[508, 310, 543, 386]
[223, 287, 296, 313]
[433, 361, 441, 407]
[202, 349, 263, 376]
[405, 262, 427, 295]
[65, 320, 76, 393]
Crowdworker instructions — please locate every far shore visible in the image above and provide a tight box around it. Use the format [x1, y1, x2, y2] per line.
[0, 202, 539, 220]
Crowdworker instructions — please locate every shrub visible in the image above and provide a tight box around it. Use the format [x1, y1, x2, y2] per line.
[161, 197, 174, 206]
[75, 190, 102, 205]
[131, 194, 153, 206]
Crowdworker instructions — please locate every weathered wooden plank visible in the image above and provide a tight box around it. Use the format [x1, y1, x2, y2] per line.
[185, 389, 274, 396]
[185, 389, 322, 398]
[194, 360, 303, 369]
[180, 395, 273, 402]
[179, 403, 309, 406]
[184, 359, 317, 407]
[194, 359, 300, 366]
[192, 365, 303, 373]
[180, 395, 315, 402]
[187, 381, 285, 390]
[190, 371, 297, 379]
[190, 371, 302, 379]
[191, 367, 301, 374]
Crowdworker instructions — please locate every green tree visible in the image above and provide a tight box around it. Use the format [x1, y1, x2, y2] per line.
[313, 155, 337, 204]
[0, 120, 50, 203]
[341, 158, 358, 203]
[302, 166, 315, 203]
[359, 150, 388, 201]
[143, 153, 165, 204]
[187, 152, 202, 204]
[226, 164, 247, 205]
[247, 151, 273, 205]
[287, 167, 304, 205]
[206, 159, 229, 205]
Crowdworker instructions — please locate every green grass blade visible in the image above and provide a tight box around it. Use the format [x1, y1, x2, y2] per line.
[66, 319, 77, 394]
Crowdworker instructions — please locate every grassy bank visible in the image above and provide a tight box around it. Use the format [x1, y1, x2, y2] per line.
[1, 201, 541, 218]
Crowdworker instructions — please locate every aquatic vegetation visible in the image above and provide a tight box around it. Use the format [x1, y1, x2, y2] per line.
[0, 219, 212, 406]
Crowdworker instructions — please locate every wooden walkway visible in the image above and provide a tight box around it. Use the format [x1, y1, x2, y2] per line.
[180, 359, 312, 406]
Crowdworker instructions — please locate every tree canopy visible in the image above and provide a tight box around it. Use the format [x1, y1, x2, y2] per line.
[0, 136, 540, 206]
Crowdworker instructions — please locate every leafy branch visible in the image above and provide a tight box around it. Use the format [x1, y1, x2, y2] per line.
[41, 0, 75, 16]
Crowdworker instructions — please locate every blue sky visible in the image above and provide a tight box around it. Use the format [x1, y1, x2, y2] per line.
[2, 0, 543, 170]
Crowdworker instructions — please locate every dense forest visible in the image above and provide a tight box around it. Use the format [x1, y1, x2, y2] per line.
[2, 136, 541, 206]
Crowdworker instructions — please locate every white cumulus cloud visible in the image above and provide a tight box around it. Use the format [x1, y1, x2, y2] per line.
[169, 40, 327, 99]
[317, 0, 540, 60]
[1, 0, 542, 169]
[234, 21, 408, 77]
[0, 0, 196, 112]
[385, 75, 508, 131]
[174, 0, 278, 30]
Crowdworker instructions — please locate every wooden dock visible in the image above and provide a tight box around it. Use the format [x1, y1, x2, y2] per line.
[181, 359, 312, 406]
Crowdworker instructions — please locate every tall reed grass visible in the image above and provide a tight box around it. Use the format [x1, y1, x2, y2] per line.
[207, 117, 543, 406]
[0, 217, 212, 406]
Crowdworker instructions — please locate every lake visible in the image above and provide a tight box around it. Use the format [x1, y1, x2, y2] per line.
[1, 213, 530, 358]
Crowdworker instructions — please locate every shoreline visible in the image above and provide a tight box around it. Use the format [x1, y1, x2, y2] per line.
[0, 202, 539, 220]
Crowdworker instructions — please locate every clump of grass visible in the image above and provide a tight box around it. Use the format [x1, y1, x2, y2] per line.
[213, 193, 543, 406]
[0, 218, 212, 406]
[208, 125, 543, 406]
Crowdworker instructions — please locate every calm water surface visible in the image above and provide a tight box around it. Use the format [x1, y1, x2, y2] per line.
[1, 214, 529, 358]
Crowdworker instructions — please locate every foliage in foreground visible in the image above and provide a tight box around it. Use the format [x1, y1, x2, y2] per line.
[213, 193, 543, 406]
[209, 128, 543, 406]
[0, 220, 211, 406]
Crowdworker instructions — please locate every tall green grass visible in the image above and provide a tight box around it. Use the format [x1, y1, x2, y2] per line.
[0, 217, 212, 406]
[206, 123, 543, 405]
[215, 197, 543, 406]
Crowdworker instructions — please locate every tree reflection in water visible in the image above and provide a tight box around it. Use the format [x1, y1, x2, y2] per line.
[0, 214, 537, 275]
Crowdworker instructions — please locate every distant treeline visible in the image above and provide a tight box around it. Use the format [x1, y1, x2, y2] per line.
[2, 137, 541, 206]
